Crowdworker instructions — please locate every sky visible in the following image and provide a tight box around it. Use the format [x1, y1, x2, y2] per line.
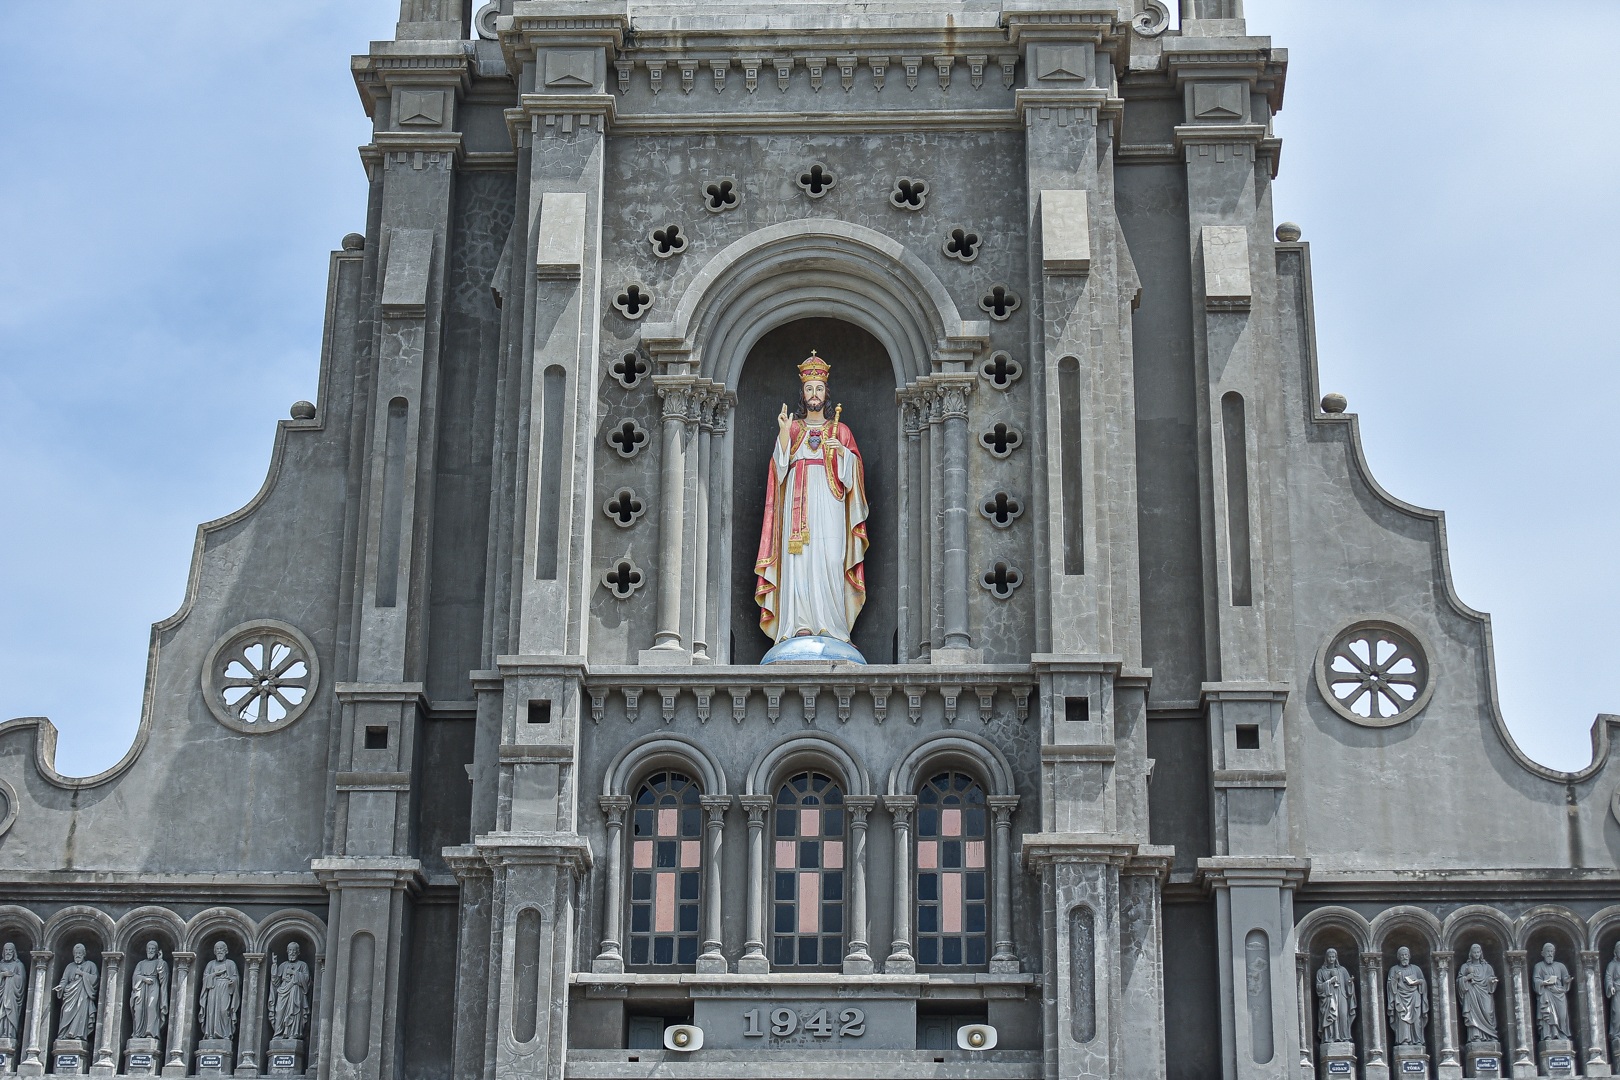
[1, 2, 1616, 776]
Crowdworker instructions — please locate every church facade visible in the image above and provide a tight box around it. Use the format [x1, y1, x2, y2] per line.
[2, 2, 1618, 1080]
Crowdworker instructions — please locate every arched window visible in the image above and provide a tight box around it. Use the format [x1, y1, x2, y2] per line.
[772, 771, 845, 967]
[915, 771, 988, 967]
[628, 771, 702, 966]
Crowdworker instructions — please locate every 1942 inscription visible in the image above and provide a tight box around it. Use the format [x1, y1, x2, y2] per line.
[693, 998, 916, 1049]
[742, 1006, 865, 1039]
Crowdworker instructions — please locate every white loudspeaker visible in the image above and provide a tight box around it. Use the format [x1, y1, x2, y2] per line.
[956, 1024, 998, 1051]
[663, 1025, 704, 1052]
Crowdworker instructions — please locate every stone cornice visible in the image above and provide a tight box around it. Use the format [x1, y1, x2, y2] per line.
[1020, 832, 1139, 868]
[352, 41, 474, 115]
[1000, 3, 1123, 48]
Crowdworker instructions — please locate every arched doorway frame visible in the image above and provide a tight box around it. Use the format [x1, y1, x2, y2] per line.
[637, 220, 990, 662]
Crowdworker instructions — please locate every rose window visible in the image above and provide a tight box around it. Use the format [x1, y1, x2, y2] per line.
[1316, 619, 1432, 727]
[202, 621, 320, 734]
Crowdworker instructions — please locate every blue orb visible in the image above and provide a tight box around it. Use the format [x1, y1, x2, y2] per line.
[760, 635, 867, 665]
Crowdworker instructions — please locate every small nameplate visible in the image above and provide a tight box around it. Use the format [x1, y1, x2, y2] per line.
[55, 1054, 82, 1071]
[272, 1054, 297, 1069]
[199, 1053, 225, 1068]
[1401, 1062, 1425, 1074]
[1548, 1055, 1573, 1069]
[1474, 1058, 1499, 1070]
[0, 1053, 10, 1068]
[129, 1053, 155, 1067]
[1327, 1063, 1352, 1075]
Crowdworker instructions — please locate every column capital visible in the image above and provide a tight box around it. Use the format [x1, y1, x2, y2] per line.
[699, 794, 732, 812]
[599, 795, 631, 818]
[884, 795, 918, 818]
[845, 796, 877, 820]
[739, 795, 774, 817]
[987, 795, 1021, 817]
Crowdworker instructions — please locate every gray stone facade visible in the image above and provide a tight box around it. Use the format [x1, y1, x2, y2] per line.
[2, 2, 1618, 1080]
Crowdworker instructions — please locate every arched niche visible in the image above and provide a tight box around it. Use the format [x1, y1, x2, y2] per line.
[728, 318, 899, 664]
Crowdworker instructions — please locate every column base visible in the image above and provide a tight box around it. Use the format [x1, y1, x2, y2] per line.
[265, 1039, 305, 1076]
[929, 648, 984, 666]
[1392, 1045, 1430, 1078]
[1318, 1041, 1356, 1079]
[591, 954, 625, 975]
[736, 952, 769, 974]
[123, 1038, 162, 1077]
[885, 953, 916, 975]
[1463, 1042, 1503, 1078]
[842, 953, 874, 976]
[988, 957, 1021, 974]
[1539, 1040, 1577, 1078]
[49, 1041, 89, 1077]
[194, 1040, 234, 1077]
[637, 645, 692, 667]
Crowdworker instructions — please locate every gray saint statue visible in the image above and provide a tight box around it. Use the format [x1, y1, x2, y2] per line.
[1606, 942, 1620, 1050]
[0, 942, 27, 1042]
[267, 943, 310, 1042]
[53, 943, 98, 1041]
[1316, 948, 1357, 1044]
[1386, 946, 1429, 1047]
[196, 941, 240, 1041]
[1532, 942, 1573, 1042]
[1456, 943, 1499, 1044]
[128, 940, 169, 1039]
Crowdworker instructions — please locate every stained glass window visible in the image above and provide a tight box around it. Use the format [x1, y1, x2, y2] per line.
[916, 771, 988, 967]
[628, 771, 702, 966]
[772, 771, 845, 967]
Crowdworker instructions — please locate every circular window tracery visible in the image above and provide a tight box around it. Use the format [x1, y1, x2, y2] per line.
[1315, 617, 1433, 728]
[202, 621, 320, 734]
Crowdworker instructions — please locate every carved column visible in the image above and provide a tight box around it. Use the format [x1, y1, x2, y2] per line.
[885, 795, 918, 973]
[1433, 950, 1460, 1077]
[934, 376, 975, 652]
[1506, 950, 1534, 1077]
[17, 950, 50, 1076]
[1295, 952, 1314, 1079]
[16, 949, 50, 1077]
[689, 396, 726, 662]
[160, 952, 194, 1078]
[1361, 953, 1388, 1076]
[988, 796, 1020, 971]
[898, 392, 926, 659]
[651, 380, 692, 654]
[307, 951, 325, 1077]
[1581, 950, 1610, 1074]
[234, 953, 264, 1076]
[593, 796, 629, 973]
[697, 796, 730, 973]
[90, 951, 123, 1074]
[739, 796, 773, 973]
[843, 797, 876, 974]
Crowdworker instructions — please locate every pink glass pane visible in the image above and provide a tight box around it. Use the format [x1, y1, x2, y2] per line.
[632, 840, 653, 868]
[823, 841, 844, 869]
[941, 873, 963, 933]
[942, 808, 962, 837]
[655, 872, 676, 932]
[965, 840, 986, 869]
[776, 840, 796, 868]
[801, 808, 820, 837]
[917, 840, 937, 870]
[798, 873, 820, 933]
[681, 840, 702, 868]
[658, 808, 679, 836]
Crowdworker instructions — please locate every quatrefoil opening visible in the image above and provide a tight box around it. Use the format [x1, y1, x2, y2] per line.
[890, 177, 929, 210]
[796, 162, 837, 199]
[979, 423, 1023, 459]
[979, 350, 1023, 389]
[607, 418, 649, 459]
[979, 491, 1024, 528]
[649, 224, 688, 258]
[602, 558, 646, 599]
[611, 351, 648, 390]
[603, 487, 646, 528]
[612, 283, 653, 320]
[980, 561, 1024, 599]
[702, 177, 741, 213]
[943, 226, 981, 263]
[978, 284, 1021, 321]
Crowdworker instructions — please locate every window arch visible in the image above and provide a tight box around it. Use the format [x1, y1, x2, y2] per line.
[628, 771, 703, 966]
[772, 771, 846, 967]
[915, 771, 988, 967]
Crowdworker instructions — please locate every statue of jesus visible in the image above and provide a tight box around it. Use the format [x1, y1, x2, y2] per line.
[754, 352, 870, 656]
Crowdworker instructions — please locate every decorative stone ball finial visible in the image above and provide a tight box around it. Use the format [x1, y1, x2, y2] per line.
[290, 401, 317, 420]
[1276, 221, 1302, 243]
[341, 233, 366, 252]
[1320, 392, 1347, 415]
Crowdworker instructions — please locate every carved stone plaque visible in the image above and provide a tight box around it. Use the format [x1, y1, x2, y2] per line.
[692, 999, 916, 1049]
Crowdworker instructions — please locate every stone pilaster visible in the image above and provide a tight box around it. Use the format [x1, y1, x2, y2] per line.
[443, 846, 493, 1080]
[843, 796, 876, 974]
[17, 950, 50, 1076]
[159, 953, 193, 1079]
[1362, 952, 1389, 1080]
[697, 796, 731, 973]
[88, 951, 121, 1075]
[592, 796, 629, 973]
[885, 796, 918, 973]
[1506, 951, 1533, 1077]
[233, 954, 264, 1077]
[988, 796, 1021, 971]
[738, 796, 773, 973]
[1434, 950, 1462, 1080]
[1581, 950, 1612, 1075]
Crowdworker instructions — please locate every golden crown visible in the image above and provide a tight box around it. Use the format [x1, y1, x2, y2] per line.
[798, 351, 831, 383]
